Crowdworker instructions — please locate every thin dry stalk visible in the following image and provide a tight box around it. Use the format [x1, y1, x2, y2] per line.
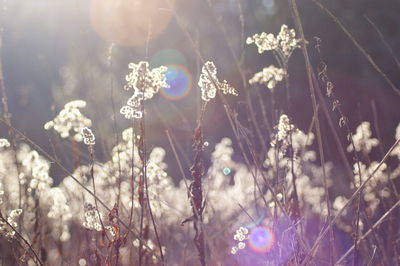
[0, 1, 23, 227]
[108, 43, 124, 211]
[314, 36, 375, 265]
[0, 119, 160, 259]
[88, 145, 110, 244]
[364, 16, 400, 73]
[287, 0, 334, 263]
[0, 212, 43, 266]
[303, 137, 400, 265]
[336, 198, 400, 265]
[205, 0, 268, 154]
[310, 0, 400, 97]
[166, 3, 279, 220]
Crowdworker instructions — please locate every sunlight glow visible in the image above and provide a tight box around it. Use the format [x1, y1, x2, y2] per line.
[90, 0, 174, 46]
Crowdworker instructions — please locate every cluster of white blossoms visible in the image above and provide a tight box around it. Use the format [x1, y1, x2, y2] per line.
[81, 127, 95, 146]
[347, 121, 379, 154]
[249, 65, 286, 90]
[44, 100, 92, 142]
[390, 123, 400, 160]
[0, 142, 70, 244]
[0, 138, 10, 148]
[246, 24, 301, 58]
[263, 115, 328, 215]
[270, 114, 296, 156]
[231, 226, 248, 254]
[132, 238, 167, 264]
[82, 203, 103, 231]
[247, 25, 300, 92]
[352, 161, 390, 213]
[275, 114, 294, 142]
[210, 138, 235, 171]
[204, 138, 261, 224]
[198, 61, 238, 102]
[45, 187, 72, 242]
[120, 61, 169, 119]
[0, 209, 22, 240]
[330, 121, 400, 226]
[0, 183, 3, 205]
[18, 144, 53, 193]
[333, 195, 348, 216]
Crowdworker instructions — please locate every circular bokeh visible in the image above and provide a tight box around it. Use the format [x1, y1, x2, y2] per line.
[223, 167, 231, 175]
[248, 226, 276, 253]
[160, 64, 192, 100]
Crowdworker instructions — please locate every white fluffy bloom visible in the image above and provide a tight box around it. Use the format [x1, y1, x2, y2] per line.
[18, 144, 53, 192]
[231, 246, 238, 255]
[0, 184, 3, 205]
[277, 24, 301, 57]
[347, 121, 379, 154]
[249, 65, 286, 90]
[199, 61, 238, 102]
[0, 139, 10, 148]
[276, 115, 293, 142]
[246, 32, 278, 53]
[333, 196, 348, 215]
[247, 24, 300, 59]
[231, 226, 248, 255]
[271, 114, 295, 153]
[9, 209, 22, 218]
[390, 123, 400, 160]
[45, 187, 72, 241]
[120, 61, 168, 119]
[352, 161, 389, 213]
[233, 226, 249, 241]
[44, 100, 92, 142]
[0, 209, 23, 239]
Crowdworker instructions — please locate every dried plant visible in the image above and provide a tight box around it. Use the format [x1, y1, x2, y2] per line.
[0, 1, 399, 266]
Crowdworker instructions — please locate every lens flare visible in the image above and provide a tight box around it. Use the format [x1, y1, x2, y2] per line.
[244, 210, 267, 229]
[248, 226, 275, 253]
[150, 49, 187, 67]
[222, 167, 231, 175]
[160, 65, 192, 100]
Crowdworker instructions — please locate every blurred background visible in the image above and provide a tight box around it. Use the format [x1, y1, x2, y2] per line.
[1, 0, 400, 184]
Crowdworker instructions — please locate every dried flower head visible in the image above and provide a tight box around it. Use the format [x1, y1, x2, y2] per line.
[120, 61, 168, 119]
[249, 65, 286, 90]
[44, 100, 92, 142]
[247, 24, 301, 62]
[277, 24, 301, 57]
[0, 209, 23, 240]
[81, 127, 95, 146]
[231, 226, 249, 255]
[0, 138, 10, 148]
[351, 161, 389, 213]
[246, 32, 278, 53]
[271, 114, 295, 147]
[82, 203, 103, 231]
[390, 123, 400, 160]
[347, 121, 379, 154]
[199, 61, 238, 102]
